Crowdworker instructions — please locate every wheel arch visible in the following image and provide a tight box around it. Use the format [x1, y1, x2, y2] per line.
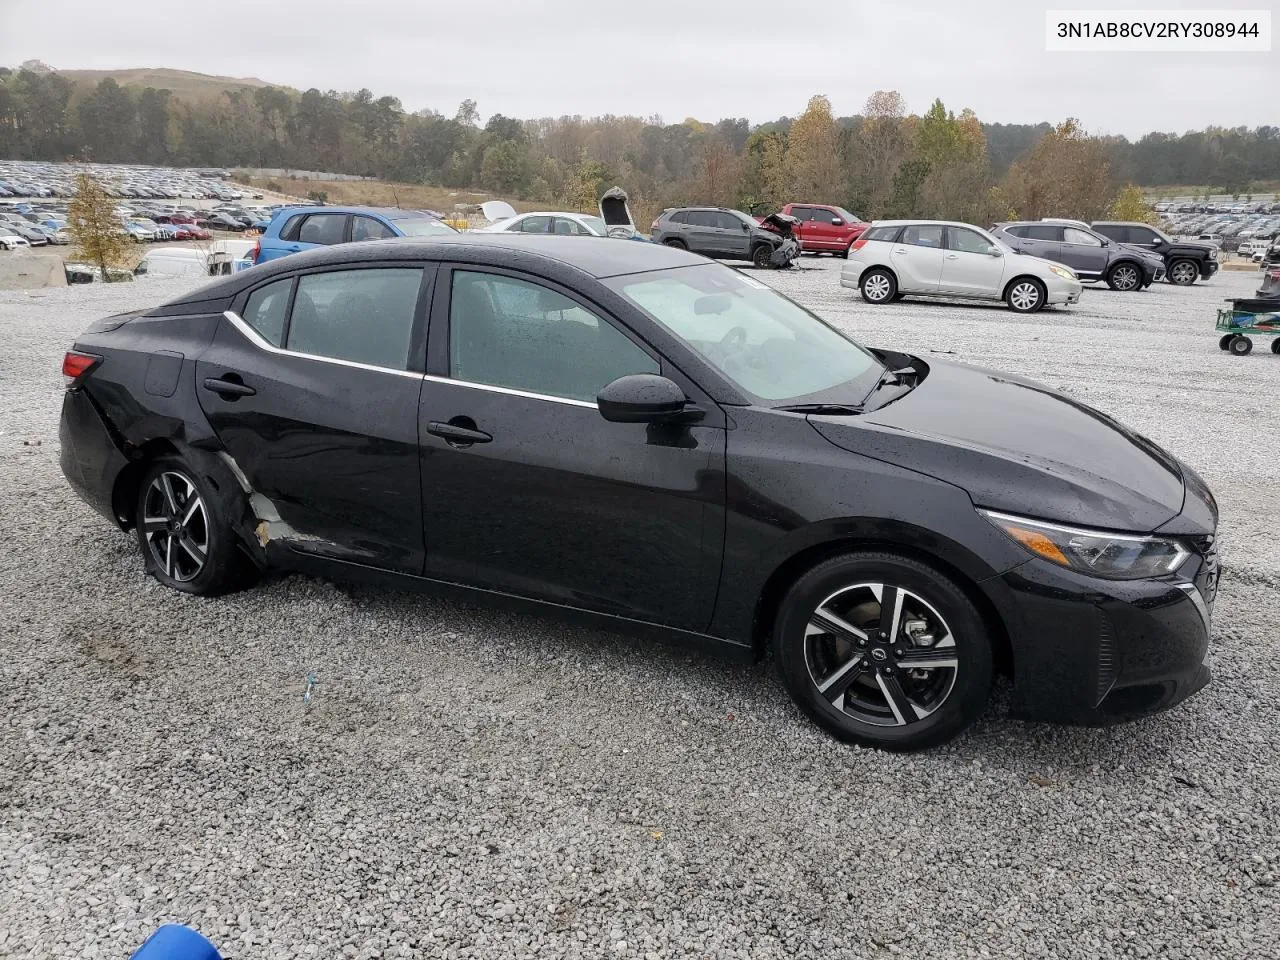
[859, 263, 898, 287]
[1001, 274, 1047, 301]
[750, 528, 1014, 678]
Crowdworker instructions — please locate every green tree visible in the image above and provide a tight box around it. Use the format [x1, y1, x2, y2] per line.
[68, 174, 130, 281]
[480, 139, 527, 194]
[1002, 119, 1111, 221]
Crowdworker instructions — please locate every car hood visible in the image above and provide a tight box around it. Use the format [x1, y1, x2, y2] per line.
[1119, 243, 1165, 262]
[809, 359, 1187, 532]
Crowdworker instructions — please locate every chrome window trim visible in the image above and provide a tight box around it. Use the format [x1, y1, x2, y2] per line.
[421, 374, 597, 409]
[222, 310, 422, 380]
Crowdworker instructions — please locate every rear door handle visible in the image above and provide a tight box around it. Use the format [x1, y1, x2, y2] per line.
[427, 420, 492, 447]
[894, 248, 909, 254]
[202, 376, 256, 398]
[945, 254, 959, 260]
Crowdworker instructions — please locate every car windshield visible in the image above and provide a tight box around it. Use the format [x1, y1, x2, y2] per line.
[606, 263, 885, 404]
[392, 217, 455, 237]
[834, 207, 863, 224]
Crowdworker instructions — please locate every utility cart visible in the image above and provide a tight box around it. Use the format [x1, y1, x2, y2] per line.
[1216, 298, 1280, 355]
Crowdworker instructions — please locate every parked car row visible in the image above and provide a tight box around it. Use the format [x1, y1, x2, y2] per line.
[250, 206, 456, 265]
[0, 160, 259, 201]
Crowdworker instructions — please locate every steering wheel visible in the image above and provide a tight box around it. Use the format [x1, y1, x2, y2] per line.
[719, 325, 748, 350]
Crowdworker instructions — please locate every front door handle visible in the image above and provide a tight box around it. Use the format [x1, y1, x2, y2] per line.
[945, 254, 959, 260]
[202, 376, 256, 398]
[427, 419, 492, 448]
[894, 248, 909, 254]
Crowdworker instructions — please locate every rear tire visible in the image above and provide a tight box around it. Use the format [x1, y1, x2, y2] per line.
[1005, 277, 1046, 313]
[1272, 339, 1280, 355]
[1219, 333, 1235, 350]
[662, 238, 687, 250]
[1229, 336, 1253, 355]
[1168, 259, 1199, 285]
[773, 551, 994, 751]
[133, 456, 251, 596]
[860, 268, 897, 304]
[1106, 262, 1142, 292]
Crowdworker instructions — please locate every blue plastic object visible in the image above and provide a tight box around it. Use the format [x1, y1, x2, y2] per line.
[130, 924, 222, 960]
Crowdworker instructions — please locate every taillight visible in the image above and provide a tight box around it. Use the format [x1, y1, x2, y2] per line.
[650, 219, 660, 231]
[250, 241, 261, 264]
[850, 237, 869, 252]
[62, 350, 101, 385]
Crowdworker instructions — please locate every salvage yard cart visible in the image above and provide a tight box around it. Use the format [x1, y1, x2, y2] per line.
[1216, 299, 1280, 355]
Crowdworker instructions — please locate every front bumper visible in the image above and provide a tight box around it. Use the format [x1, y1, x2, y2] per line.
[985, 541, 1217, 725]
[770, 238, 801, 267]
[1045, 276, 1083, 305]
[1201, 259, 1220, 279]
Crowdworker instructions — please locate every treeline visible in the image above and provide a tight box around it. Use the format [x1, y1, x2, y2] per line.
[2, 66, 1278, 223]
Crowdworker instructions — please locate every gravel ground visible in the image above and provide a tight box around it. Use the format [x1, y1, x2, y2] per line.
[2, 263, 1278, 959]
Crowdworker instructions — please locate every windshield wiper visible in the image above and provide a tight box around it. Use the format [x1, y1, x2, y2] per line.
[773, 403, 862, 415]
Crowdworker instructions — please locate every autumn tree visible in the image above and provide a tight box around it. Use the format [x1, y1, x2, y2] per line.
[1002, 119, 1112, 221]
[786, 95, 843, 202]
[67, 173, 130, 281]
[1109, 183, 1158, 224]
[849, 90, 913, 216]
[693, 135, 740, 208]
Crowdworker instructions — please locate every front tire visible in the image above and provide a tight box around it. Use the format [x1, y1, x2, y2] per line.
[1106, 262, 1142, 291]
[860, 268, 897, 304]
[134, 456, 250, 595]
[773, 552, 993, 751]
[1005, 277, 1046, 313]
[752, 244, 774, 269]
[1168, 259, 1199, 285]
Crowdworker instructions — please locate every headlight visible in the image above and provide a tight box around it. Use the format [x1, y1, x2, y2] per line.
[1048, 265, 1077, 281]
[979, 510, 1189, 580]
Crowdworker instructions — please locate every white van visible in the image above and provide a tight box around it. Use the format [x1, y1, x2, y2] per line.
[133, 247, 208, 278]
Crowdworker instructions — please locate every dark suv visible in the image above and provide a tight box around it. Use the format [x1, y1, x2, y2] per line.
[1091, 221, 1219, 286]
[991, 221, 1165, 291]
[651, 207, 800, 268]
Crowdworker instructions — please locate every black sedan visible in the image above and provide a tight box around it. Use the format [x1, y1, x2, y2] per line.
[57, 236, 1219, 750]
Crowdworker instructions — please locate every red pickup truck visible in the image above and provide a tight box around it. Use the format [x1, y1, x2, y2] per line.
[756, 203, 867, 256]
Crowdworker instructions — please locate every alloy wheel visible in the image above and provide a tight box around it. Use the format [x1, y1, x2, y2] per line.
[1170, 262, 1197, 284]
[804, 583, 959, 727]
[1112, 265, 1139, 290]
[141, 471, 209, 582]
[863, 274, 892, 302]
[1009, 282, 1041, 311]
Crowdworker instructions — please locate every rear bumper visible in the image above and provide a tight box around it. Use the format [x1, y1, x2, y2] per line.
[59, 389, 129, 525]
[986, 550, 1216, 725]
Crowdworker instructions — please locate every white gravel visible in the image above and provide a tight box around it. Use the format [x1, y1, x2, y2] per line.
[1, 264, 1278, 959]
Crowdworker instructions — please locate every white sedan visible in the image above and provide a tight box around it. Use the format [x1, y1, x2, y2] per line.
[481, 211, 612, 237]
[0, 231, 32, 250]
[840, 220, 1083, 313]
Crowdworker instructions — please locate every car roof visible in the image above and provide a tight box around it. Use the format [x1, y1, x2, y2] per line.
[868, 220, 978, 227]
[271, 205, 435, 220]
[155, 234, 706, 309]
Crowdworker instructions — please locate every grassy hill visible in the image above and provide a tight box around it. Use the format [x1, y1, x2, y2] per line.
[57, 67, 287, 99]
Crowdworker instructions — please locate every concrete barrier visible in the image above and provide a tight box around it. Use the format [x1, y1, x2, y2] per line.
[0, 253, 67, 290]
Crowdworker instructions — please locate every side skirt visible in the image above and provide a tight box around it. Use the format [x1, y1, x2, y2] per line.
[280, 550, 755, 663]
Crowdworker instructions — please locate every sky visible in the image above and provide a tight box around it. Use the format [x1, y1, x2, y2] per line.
[0, 0, 1274, 137]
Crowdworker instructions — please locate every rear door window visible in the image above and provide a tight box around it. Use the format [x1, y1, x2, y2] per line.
[901, 225, 944, 248]
[1024, 225, 1062, 241]
[298, 214, 348, 246]
[517, 215, 553, 234]
[688, 211, 719, 229]
[286, 268, 424, 370]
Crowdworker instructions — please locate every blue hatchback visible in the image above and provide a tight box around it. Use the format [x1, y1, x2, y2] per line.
[253, 206, 456, 265]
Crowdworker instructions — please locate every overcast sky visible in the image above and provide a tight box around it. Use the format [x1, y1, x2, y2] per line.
[1, 0, 1274, 137]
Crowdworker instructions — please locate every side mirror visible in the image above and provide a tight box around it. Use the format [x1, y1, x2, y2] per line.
[986, 245, 1003, 257]
[740, 222, 749, 231]
[830, 218, 844, 226]
[597, 374, 694, 423]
